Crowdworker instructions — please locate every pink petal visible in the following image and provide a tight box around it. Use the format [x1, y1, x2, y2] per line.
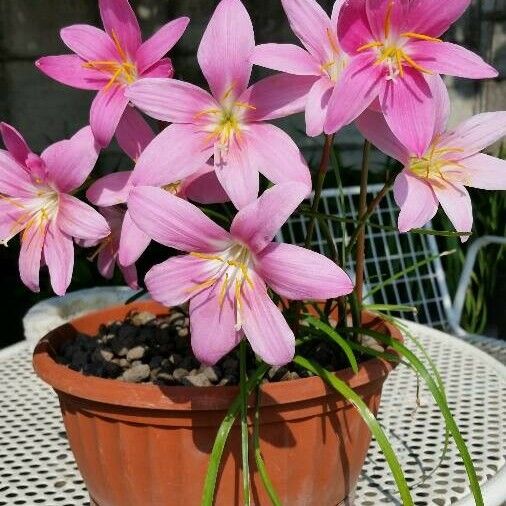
[19, 222, 47, 293]
[305, 77, 335, 137]
[409, 41, 498, 79]
[355, 109, 409, 163]
[241, 273, 295, 366]
[119, 263, 138, 289]
[58, 194, 111, 240]
[136, 17, 190, 73]
[126, 78, 217, 123]
[393, 170, 439, 232]
[60, 25, 117, 61]
[145, 254, 220, 307]
[280, 0, 332, 60]
[90, 85, 130, 147]
[180, 163, 229, 204]
[240, 74, 317, 122]
[337, 0, 373, 55]
[438, 112, 506, 158]
[0, 150, 36, 197]
[365, 0, 409, 42]
[214, 138, 259, 210]
[98, 0, 142, 57]
[432, 182, 472, 241]
[428, 74, 450, 136]
[43, 221, 74, 296]
[128, 186, 232, 253]
[87, 171, 132, 206]
[189, 286, 241, 365]
[130, 123, 214, 188]
[246, 123, 311, 188]
[251, 43, 320, 75]
[0, 122, 31, 165]
[97, 246, 116, 279]
[140, 58, 174, 78]
[379, 68, 435, 157]
[324, 53, 383, 134]
[115, 107, 154, 161]
[231, 182, 309, 253]
[459, 154, 506, 191]
[197, 0, 255, 100]
[0, 199, 27, 244]
[41, 126, 99, 193]
[118, 209, 151, 266]
[331, 0, 347, 25]
[257, 243, 354, 300]
[406, 0, 471, 38]
[35, 55, 108, 91]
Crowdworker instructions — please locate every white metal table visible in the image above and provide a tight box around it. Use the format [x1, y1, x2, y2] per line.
[0, 320, 505, 506]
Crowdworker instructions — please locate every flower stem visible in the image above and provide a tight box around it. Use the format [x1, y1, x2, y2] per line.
[239, 340, 251, 506]
[294, 134, 334, 336]
[354, 140, 371, 312]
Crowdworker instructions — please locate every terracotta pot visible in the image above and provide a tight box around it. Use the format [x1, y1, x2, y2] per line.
[33, 301, 401, 506]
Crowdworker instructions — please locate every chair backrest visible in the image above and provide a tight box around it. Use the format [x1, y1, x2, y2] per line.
[276, 184, 454, 330]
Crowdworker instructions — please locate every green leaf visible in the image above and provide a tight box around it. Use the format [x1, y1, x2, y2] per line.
[304, 316, 359, 373]
[364, 304, 418, 314]
[342, 326, 484, 506]
[364, 250, 456, 299]
[293, 355, 414, 506]
[410, 228, 472, 238]
[253, 387, 282, 506]
[239, 341, 251, 506]
[201, 363, 270, 506]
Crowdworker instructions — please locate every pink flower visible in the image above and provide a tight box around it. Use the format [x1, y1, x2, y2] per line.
[87, 108, 229, 267]
[324, 0, 498, 156]
[356, 87, 506, 240]
[81, 206, 138, 289]
[0, 124, 110, 295]
[251, 0, 347, 137]
[125, 0, 314, 209]
[127, 182, 354, 365]
[36, 0, 189, 147]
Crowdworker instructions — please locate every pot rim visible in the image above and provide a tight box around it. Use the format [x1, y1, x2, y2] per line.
[33, 300, 401, 411]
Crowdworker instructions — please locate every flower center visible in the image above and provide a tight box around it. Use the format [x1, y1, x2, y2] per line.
[356, 0, 441, 80]
[0, 186, 59, 246]
[190, 243, 254, 330]
[194, 84, 256, 154]
[409, 143, 467, 185]
[320, 29, 347, 82]
[83, 31, 138, 89]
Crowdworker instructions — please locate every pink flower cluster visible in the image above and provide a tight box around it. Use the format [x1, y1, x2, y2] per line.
[0, 0, 504, 365]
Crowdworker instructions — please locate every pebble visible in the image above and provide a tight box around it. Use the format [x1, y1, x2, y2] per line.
[126, 345, 146, 361]
[182, 373, 212, 387]
[120, 364, 150, 383]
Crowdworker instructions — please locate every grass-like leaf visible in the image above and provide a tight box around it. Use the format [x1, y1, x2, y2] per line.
[304, 316, 358, 373]
[253, 387, 282, 506]
[293, 355, 414, 506]
[343, 326, 484, 506]
[201, 363, 270, 506]
[364, 250, 455, 299]
[239, 341, 251, 506]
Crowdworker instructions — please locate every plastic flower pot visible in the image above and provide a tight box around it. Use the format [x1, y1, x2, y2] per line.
[33, 300, 401, 506]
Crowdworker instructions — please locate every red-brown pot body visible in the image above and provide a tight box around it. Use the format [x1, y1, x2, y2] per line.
[33, 301, 400, 506]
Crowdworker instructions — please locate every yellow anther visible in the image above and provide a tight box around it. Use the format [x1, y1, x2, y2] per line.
[401, 32, 442, 43]
[357, 41, 384, 52]
[234, 101, 256, 111]
[185, 277, 217, 294]
[111, 30, 128, 61]
[221, 83, 235, 101]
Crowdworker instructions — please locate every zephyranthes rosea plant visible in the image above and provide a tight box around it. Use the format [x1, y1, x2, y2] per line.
[1, 0, 505, 504]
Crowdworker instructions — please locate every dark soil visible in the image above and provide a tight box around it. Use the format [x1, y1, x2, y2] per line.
[55, 309, 371, 386]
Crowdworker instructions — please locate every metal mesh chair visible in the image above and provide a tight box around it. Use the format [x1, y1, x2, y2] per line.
[276, 184, 506, 346]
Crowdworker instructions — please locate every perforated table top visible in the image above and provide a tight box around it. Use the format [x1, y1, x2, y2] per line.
[1, 321, 505, 506]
